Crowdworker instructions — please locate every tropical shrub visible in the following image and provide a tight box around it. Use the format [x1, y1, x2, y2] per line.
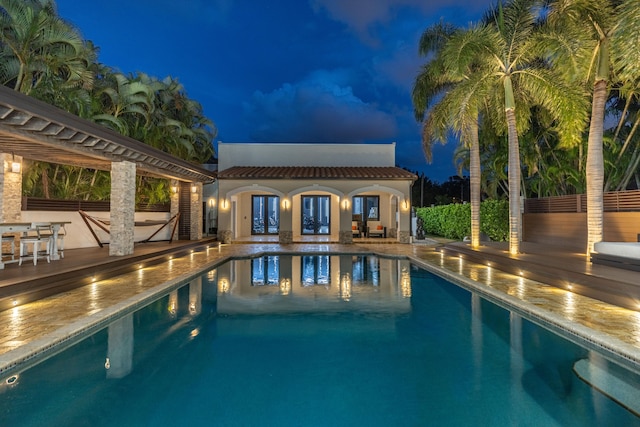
[416, 199, 508, 241]
[479, 199, 509, 241]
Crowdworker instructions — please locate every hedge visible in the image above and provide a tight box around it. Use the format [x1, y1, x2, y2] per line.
[416, 199, 508, 241]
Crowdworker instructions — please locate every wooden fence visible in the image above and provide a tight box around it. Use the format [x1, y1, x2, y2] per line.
[22, 197, 170, 212]
[523, 190, 640, 251]
[525, 189, 640, 213]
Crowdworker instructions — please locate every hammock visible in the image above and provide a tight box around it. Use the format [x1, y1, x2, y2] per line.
[78, 210, 180, 248]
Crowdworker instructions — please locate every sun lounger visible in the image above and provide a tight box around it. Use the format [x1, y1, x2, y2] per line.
[591, 242, 640, 271]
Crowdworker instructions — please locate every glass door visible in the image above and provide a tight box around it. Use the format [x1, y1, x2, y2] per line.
[301, 195, 330, 235]
[252, 195, 280, 235]
[352, 195, 379, 229]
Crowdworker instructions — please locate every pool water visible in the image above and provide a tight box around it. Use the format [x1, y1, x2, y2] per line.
[1, 255, 639, 426]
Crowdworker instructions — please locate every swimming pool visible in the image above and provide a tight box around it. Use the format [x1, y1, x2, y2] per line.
[1, 254, 639, 426]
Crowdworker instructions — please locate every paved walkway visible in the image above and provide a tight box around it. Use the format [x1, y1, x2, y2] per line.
[1, 241, 639, 377]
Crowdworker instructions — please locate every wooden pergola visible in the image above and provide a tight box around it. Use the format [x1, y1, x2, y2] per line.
[0, 85, 216, 256]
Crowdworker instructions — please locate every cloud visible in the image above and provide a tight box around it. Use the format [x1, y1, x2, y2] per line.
[372, 43, 423, 94]
[243, 70, 397, 142]
[310, 0, 489, 44]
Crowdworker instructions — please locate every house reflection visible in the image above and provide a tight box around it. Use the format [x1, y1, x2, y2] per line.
[216, 254, 412, 314]
[95, 257, 410, 381]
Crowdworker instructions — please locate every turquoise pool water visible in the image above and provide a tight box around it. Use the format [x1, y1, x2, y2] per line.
[1, 255, 639, 426]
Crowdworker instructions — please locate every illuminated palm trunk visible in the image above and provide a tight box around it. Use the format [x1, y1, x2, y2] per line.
[586, 78, 606, 255]
[586, 38, 609, 256]
[505, 77, 520, 255]
[469, 120, 481, 248]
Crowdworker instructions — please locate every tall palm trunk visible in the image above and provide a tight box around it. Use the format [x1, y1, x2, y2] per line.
[41, 168, 50, 199]
[506, 108, 521, 255]
[504, 76, 520, 254]
[586, 37, 609, 256]
[469, 120, 481, 248]
[586, 79, 606, 255]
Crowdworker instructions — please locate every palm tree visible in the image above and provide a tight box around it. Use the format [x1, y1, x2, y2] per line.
[607, 2, 640, 192]
[92, 71, 154, 135]
[439, 0, 587, 254]
[544, 0, 624, 255]
[0, 0, 93, 95]
[413, 22, 487, 248]
[138, 74, 216, 162]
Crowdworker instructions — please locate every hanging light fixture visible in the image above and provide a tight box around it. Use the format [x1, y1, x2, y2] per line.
[11, 153, 20, 173]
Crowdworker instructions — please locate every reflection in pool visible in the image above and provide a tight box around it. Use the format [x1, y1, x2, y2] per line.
[219, 254, 411, 314]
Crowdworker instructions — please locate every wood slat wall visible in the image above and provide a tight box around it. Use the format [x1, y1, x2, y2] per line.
[22, 197, 169, 212]
[525, 190, 640, 213]
[523, 212, 640, 251]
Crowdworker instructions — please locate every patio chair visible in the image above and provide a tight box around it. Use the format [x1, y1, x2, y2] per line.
[19, 223, 51, 266]
[352, 221, 361, 238]
[1, 235, 15, 260]
[367, 221, 386, 238]
[51, 223, 67, 259]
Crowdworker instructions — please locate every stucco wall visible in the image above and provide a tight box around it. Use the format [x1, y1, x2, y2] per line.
[218, 142, 396, 169]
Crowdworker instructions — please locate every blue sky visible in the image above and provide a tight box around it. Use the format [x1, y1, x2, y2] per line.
[55, 0, 493, 182]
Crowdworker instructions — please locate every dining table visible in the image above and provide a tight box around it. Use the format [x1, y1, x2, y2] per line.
[0, 221, 70, 269]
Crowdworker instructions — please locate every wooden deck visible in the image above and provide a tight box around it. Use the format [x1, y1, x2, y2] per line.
[439, 241, 640, 311]
[0, 238, 218, 311]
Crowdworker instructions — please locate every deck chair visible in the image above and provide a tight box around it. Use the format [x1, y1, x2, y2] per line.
[352, 221, 361, 237]
[367, 221, 386, 238]
[19, 223, 51, 266]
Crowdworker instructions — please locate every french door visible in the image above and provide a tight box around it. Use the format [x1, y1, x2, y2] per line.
[252, 195, 279, 235]
[301, 195, 330, 235]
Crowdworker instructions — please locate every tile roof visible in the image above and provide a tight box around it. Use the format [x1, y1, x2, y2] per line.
[217, 166, 417, 180]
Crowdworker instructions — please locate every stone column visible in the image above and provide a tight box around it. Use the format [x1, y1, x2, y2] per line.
[279, 196, 293, 244]
[339, 197, 353, 244]
[398, 196, 411, 244]
[169, 179, 180, 220]
[217, 192, 232, 243]
[190, 182, 203, 240]
[110, 161, 136, 256]
[0, 153, 22, 223]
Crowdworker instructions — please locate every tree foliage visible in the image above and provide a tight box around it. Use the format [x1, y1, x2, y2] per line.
[0, 0, 217, 202]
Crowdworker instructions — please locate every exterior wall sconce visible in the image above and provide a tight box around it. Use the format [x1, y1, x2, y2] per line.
[341, 199, 350, 211]
[221, 198, 229, 209]
[191, 185, 198, 194]
[282, 199, 290, 211]
[10, 153, 20, 173]
[170, 185, 178, 194]
[402, 199, 410, 211]
[208, 198, 215, 208]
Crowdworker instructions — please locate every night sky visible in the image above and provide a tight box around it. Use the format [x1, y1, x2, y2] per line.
[55, 0, 494, 182]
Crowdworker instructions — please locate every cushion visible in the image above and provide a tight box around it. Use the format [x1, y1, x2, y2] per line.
[352, 225, 357, 230]
[377, 225, 383, 230]
[593, 242, 640, 259]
